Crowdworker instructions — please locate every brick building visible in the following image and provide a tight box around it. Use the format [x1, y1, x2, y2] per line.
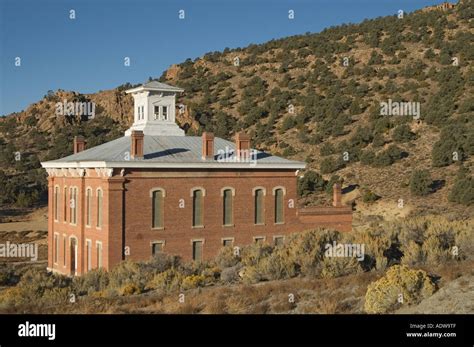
[41, 82, 352, 276]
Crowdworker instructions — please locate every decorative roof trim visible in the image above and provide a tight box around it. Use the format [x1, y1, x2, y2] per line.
[41, 161, 306, 170]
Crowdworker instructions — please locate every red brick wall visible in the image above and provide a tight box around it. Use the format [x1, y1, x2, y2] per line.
[47, 168, 353, 275]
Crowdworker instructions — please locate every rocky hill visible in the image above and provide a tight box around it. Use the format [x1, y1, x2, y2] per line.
[0, 0, 472, 222]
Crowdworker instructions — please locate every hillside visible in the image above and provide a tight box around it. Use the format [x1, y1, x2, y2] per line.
[0, 0, 473, 223]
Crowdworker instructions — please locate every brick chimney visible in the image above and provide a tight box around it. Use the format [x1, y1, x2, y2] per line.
[73, 136, 85, 154]
[235, 132, 251, 161]
[332, 183, 342, 207]
[201, 132, 214, 160]
[131, 130, 144, 159]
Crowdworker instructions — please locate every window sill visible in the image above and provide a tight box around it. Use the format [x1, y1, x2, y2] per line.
[152, 227, 165, 230]
[192, 225, 205, 229]
[274, 222, 285, 225]
[254, 223, 266, 226]
[222, 224, 234, 228]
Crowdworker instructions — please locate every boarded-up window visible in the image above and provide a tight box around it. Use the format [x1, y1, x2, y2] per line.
[152, 190, 164, 228]
[54, 187, 59, 221]
[223, 239, 233, 247]
[274, 188, 284, 223]
[192, 241, 203, 261]
[223, 189, 233, 225]
[54, 234, 58, 263]
[193, 190, 203, 227]
[97, 189, 103, 228]
[69, 187, 74, 224]
[96, 242, 102, 268]
[274, 236, 284, 247]
[63, 187, 68, 222]
[254, 189, 264, 224]
[63, 236, 66, 266]
[152, 242, 163, 256]
[86, 189, 92, 226]
[69, 187, 77, 224]
[86, 240, 92, 271]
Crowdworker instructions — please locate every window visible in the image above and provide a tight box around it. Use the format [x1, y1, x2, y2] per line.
[70, 187, 77, 225]
[254, 237, 265, 244]
[274, 188, 284, 224]
[63, 187, 68, 222]
[162, 106, 168, 120]
[54, 234, 59, 264]
[141, 106, 144, 119]
[223, 189, 233, 226]
[96, 242, 103, 268]
[254, 189, 264, 224]
[86, 188, 92, 227]
[97, 189, 103, 228]
[54, 187, 59, 221]
[86, 240, 92, 271]
[152, 242, 164, 256]
[152, 190, 164, 229]
[192, 240, 203, 261]
[154, 105, 160, 120]
[274, 236, 284, 247]
[63, 236, 67, 266]
[223, 239, 233, 247]
[192, 189, 204, 227]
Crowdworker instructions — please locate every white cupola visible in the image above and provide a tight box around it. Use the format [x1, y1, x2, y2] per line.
[124, 81, 185, 136]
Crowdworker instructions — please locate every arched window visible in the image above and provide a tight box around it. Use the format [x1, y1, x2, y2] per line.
[222, 188, 233, 226]
[274, 188, 284, 223]
[86, 188, 92, 227]
[254, 189, 265, 224]
[96, 189, 103, 228]
[54, 186, 59, 221]
[63, 187, 68, 222]
[192, 189, 204, 227]
[69, 187, 77, 225]
[152, 189, 164, 228]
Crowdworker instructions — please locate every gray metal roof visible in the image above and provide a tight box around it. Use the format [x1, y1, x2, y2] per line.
[42, 136, 306, 170]
[126, 81, 184, 93]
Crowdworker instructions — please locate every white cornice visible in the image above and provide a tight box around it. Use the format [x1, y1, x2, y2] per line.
[41, 161, 305, 170]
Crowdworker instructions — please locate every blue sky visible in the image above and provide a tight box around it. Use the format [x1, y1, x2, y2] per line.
[0, 0, 446, 116]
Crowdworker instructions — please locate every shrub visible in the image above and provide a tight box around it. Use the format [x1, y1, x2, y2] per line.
[409, 170, 432, 196]
[220, 265, 241, 283]
[240, 243, 273, 267]
[392, 124, 416, 142]
[364, 265, 436, 313]
[297, 170, 326, 196]
[360, 150, 376, 165]
[320, 256, 362, 278]
[148, 268, 184, 292]
[401, 241, 425, 266]
[72, 268, 109, 295]
[449, 166, 474, 206]
[320, 157, 345, 174]
[181, 275, 206, 290]
[362, 188, 379, 203]
[108, 261, 151, 294]
[255, 248, 299, 281]
[215, 246, 240, 268]
[120, 283, 141, 296]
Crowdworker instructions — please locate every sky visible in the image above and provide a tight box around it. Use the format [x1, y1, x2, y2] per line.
[0, 0, 447, 116]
